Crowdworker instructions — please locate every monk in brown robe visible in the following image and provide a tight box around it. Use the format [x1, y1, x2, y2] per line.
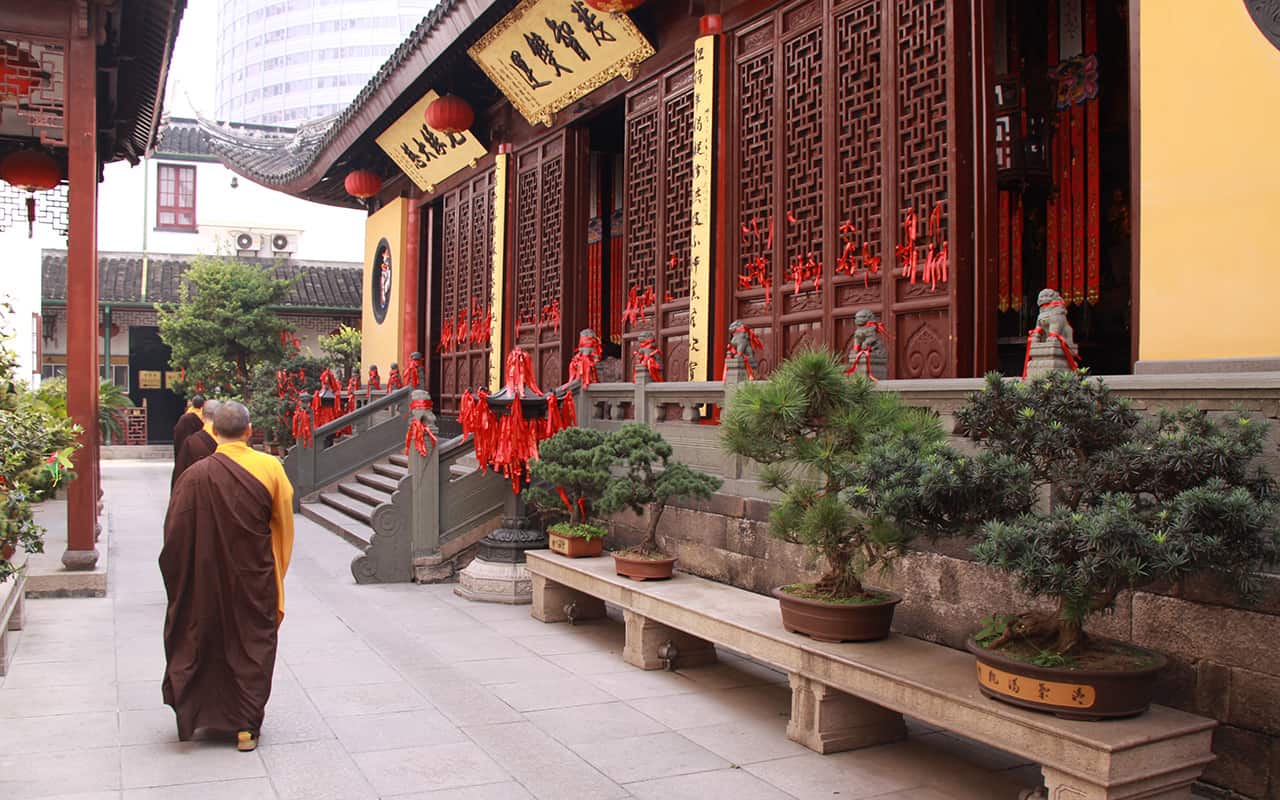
[171, 399, 219, 488]
[172, 394, 206, 458]
[160, 400, 294, 752]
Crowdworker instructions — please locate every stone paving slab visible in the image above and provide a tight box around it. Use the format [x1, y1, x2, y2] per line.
[0, 460, 1215, 799]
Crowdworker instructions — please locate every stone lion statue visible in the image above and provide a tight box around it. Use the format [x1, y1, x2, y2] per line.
[1034, 289, 1077, 355]
[727, 320, 759, 374]
[851, 308, 882, 354]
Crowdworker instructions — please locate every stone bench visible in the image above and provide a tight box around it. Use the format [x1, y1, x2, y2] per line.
[0, 565, 27, 676]
[526, 551, 1217, 800]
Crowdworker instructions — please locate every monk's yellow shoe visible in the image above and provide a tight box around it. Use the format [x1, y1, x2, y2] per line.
[237, 731, 258, 752]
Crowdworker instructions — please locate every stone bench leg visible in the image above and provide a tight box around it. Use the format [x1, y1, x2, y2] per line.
[622, 609, 717, 670]
[7, 589, 22, 631]
[786, 674, 907, 754]
[530, 574, 606, 624]
[1039, 766, 1200, 800]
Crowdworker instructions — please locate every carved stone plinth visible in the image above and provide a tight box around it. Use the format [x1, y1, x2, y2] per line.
[622, 609, 717, 670]
[454, 516, 546, 604]
[786, 674, 907, 753]
[60, 548, 99, 571]
[1039, 765, 1201, 800]
[531, 574, 607, 623]
[1025, 339, 1075, 380]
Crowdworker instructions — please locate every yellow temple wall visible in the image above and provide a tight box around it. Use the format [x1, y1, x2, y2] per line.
[1139, 4, 1280, 363]
[360, 198, 408, 377]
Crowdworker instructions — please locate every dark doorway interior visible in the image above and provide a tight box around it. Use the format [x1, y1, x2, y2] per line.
[583, 101, 625, 376]
[128, 326, 183, 443]
[991, 0, 1132, 376]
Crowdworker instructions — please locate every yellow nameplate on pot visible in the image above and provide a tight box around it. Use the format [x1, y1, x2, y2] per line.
[976, 662, 1096, 709]
[549, 535, 569, 555]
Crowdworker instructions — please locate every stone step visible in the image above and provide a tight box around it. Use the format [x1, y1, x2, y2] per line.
[338, 481, 393, 507]
[319, 491, 374, 525]
[300, 501, 371, 549]
[372, 462, 408, 481]
[356, 471, 399, 494]
[388, 453, 409, 468]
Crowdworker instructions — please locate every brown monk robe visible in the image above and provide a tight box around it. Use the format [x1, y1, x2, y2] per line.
[172, 394, 206, 458]
[171, 400, 220, 488]
[161, 400, 294, 751]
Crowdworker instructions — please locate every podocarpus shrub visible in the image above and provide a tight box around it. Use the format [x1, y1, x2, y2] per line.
[955, 370, 1279, 658]
[526, 427, 614, 527]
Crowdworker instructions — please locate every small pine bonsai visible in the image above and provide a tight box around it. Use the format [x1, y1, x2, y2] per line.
[721, 349, 945, 600]
[957, 371, 1278, 658]
[526, 427, 615, 529]
[598, 423, 722, 558]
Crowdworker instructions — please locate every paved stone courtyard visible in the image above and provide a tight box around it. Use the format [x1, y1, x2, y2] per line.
[1, 460, 1052, 799]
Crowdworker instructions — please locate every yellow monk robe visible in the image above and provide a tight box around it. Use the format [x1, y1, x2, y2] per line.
[214, 440, 294, 622]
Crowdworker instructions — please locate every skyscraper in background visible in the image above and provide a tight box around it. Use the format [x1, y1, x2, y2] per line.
[215, 0, 435, 125]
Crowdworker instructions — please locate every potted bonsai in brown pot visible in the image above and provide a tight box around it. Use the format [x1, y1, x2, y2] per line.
[598, 423, 721, 580]
[526, 427, 615, 558]
[955, 371, 1278, 719]
[721, 349, 953, 642]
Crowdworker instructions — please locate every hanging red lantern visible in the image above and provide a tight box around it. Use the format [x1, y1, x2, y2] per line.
[344, 168, 382, 201]
[0, 44, 43, 101]
[0, 148, 61, 239]
[582, 0, 646, 13]
[424, 95, 474, 135]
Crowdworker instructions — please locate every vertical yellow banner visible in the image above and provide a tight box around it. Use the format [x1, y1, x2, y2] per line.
[688, 35, 716, 381]
[489, 153, 509, 391]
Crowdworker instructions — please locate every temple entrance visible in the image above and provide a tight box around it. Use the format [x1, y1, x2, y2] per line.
[988, 0, 1133, 376]
[582, 102, 626, 381]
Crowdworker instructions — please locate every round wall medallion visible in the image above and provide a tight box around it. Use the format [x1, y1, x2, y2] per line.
[1246, 0, 1280, 51]
[371, 237, 392, 325]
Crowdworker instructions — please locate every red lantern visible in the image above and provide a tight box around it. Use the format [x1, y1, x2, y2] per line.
[582, 0, 646, 13]
[0, 44, 43, 101]
[424, 95, 474, 135]
[0, 148, 61, 239]
[344, 168, 382, 201]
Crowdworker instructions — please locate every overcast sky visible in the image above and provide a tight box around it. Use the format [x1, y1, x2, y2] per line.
[165, 0, 218, 119]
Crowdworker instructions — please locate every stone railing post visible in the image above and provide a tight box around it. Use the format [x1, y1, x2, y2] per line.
[721, 360, 747, 479]
[408, 389, 441, 557]
[290, 391, 318, 507]
[633, 363, 651, 424]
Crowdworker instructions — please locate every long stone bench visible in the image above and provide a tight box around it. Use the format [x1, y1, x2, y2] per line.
[526, 551, 1217, 800]
[0, 566, 27, 676]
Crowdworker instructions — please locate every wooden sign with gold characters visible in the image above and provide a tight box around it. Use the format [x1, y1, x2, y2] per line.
[375, 90, 488, 193]
[976, 662, 1097, 709]
[468, 0, 655, 127]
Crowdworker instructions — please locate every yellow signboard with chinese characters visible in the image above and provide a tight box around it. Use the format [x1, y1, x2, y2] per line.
[137, 370, 162, 390]
[687, 35, 716, 381]
[163, 371, 182, 389]
[375, 90, 488, 193]
[468, 0, 655, 127]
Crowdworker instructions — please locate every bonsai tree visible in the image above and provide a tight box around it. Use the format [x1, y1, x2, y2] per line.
[721, 349, 940, 600]
[956, 370, 1278, 658]
[526, 426, 615, 538]
[598, 423, 721, 557]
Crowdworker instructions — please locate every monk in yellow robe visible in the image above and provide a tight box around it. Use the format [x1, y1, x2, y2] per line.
[160, 400, 294, 752]
[171, 394, 206, 458]
[171, 399, 219, 488]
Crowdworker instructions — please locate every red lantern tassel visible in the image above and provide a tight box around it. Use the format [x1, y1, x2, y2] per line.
[1085, 0, 1100, 305]
[1071, 101, 1085, 305]
[998, 191, 1010, 312]
[1058, 108, 1073, 305]
[1011, 194, 1024, 310]
[1046, 0, 1060, 294]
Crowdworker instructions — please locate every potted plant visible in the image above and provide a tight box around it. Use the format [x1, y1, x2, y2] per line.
[721, 349, 964, 642]
[955, 371, 1278, 718]
[598, 423, 721, 580]
[526, 427, 615, 558]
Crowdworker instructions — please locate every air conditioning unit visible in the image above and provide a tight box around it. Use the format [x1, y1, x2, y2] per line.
[270, 233, 297, 254]
[232, 231, 260, 253]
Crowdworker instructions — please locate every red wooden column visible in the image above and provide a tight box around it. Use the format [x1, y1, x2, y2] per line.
[63, 6, 101, 570]
[403, 199, 421, 366]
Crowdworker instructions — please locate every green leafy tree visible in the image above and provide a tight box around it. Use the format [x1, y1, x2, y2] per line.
[319, 324, 362, 382]
[245, 350, 329, 447]
[526, 427, 614, 525]
[598, 423, 722, 557]
[721, 349, 943, 599]
[156, 256, 295, 396]
[955, 371, 1278, 656]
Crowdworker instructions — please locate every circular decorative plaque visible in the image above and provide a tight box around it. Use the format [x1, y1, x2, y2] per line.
[1245, 0, 1280, 51]
[371, 237, 392, 325]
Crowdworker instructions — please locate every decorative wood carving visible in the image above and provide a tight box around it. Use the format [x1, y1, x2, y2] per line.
[512, 134, 570, 387]
[437, 168, 496, 413]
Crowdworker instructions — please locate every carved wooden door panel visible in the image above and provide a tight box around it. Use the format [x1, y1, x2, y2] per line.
[510, 129, 587, 388]
[622, 58, 696, 378]
[727, 0, 973, 379]
[436, 168, 496, 414]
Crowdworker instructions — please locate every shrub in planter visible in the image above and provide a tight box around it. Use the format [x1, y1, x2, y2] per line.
[721, 349, 966, 641]
[598, 423, 721, 580]
[527, 427, 615, 557]
[954, 371, 1278, 718]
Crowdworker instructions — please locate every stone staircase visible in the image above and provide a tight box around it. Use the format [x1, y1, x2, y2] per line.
[300, 453, 409, 550]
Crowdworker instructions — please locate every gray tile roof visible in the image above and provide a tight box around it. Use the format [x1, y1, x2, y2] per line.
[41, 250, 363, 310]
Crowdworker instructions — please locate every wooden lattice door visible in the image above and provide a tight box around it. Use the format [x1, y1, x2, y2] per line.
[510, 129, 588, 388]
[620, 59, 695, 377]
[435, 169, 497, 414]
[727, 0, 973, 379]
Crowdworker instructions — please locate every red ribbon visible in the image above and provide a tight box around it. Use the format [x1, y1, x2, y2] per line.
[895, 209, 919, 283]
[1021, 326, 1079, 379]
[634, 338, 663, 382]
[386, 366, 403, 391]
[404, 397, 438, 457]
[291, 402, 313, 448]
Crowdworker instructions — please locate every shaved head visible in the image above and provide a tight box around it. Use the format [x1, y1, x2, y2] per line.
[190, 394, 206, 408]
[202, 399, 221, 419]
[211, 400, 252, 440]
